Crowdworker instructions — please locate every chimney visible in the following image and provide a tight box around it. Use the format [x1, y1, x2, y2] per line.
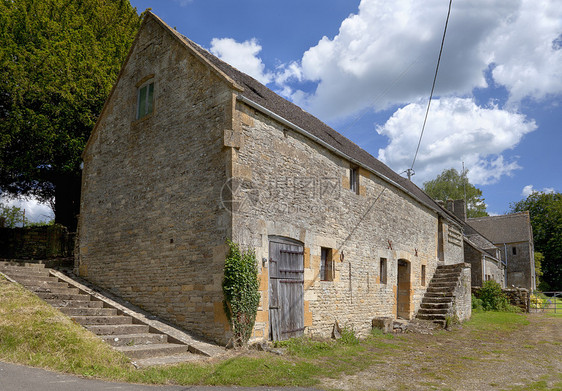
[446, 199, 467, 221]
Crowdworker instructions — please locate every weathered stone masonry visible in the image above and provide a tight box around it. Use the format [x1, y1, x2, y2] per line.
[78, 12, 469, 345]
[77, 17, 234, 342]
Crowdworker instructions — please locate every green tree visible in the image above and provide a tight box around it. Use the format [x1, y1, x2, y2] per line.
[0, 202, 25, 227]
[423, 168, 488, 218]
[511, 191, 562, 291]
[0, 0, 142, 230]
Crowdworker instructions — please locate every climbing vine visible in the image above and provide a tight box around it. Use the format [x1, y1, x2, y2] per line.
[222, 240, 260, 347]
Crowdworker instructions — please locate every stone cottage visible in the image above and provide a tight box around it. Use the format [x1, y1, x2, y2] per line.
[77, 12, 470, 344]
[468, 212, 536, 290]
[441, 200, 505, 288]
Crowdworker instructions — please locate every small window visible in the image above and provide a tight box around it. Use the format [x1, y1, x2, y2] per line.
[349, 167, 359, 194]
[320, 247, 334, 281]
[137, 81, 154, 119]
[421, 265, 426, 286]
[512, 247, 517, 255]
[380, 258, 387, 284]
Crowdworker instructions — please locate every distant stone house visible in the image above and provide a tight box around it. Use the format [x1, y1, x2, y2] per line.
[76, 12, 470, 344]
[441, 200, 505, 288]
[468, 212, 536, 290]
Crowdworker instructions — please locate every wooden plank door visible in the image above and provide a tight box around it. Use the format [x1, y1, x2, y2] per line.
[269, 239, 304, 341]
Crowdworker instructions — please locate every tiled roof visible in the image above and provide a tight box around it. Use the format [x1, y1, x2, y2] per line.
[468, 212, 532, 244]
[168, 26, 451, 220]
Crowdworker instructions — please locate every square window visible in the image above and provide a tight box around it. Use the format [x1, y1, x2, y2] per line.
[349, 167, 359, 194]
[137, 81, 154, 119]
[380, 258, 387, 284]
[320, 247, 334, 281]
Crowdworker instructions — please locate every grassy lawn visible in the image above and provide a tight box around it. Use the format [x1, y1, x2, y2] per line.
[1, 275, 560, 389]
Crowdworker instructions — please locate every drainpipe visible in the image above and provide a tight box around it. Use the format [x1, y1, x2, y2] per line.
[503, 243, 508, 286]
[482, 254, 486, 285]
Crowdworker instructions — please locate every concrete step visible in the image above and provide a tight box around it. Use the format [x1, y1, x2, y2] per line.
[101, 333, 168, 347]
[72, 315, 132, 326]
[46, 299, 104, 308]
[59, 307, 117, 316]
[116, 343, 190, 360]
[35, 292, 91, 301]
[85, 324, 150, 335]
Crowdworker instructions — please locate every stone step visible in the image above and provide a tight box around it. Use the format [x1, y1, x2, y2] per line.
[85, 324, 150, 335]
[417, 313, 447, 321]
[101, 333, 168, 347]
[116, 343, 190, 360]
[426, 286, 454, 294]
[72, 315, 133, 325]
[29, 286, 80, 295]
[431, 271, 461, 279]
[428, 281, 457, 289]
[134, 353, 200, 368]
[59, 307, 117, 316]
[46, 299, 104, 308]
[424, 291, 453, 298]
[436, 264, 465, 271]
[35, 292, 91, 301]
[9, 278, 70, 289]
[420, 302, 451, 309]
[1, 269, 50, 277]
[0, 261, 45, 269]
[417, 308, 449, 316]
[430, 276, 459, 283]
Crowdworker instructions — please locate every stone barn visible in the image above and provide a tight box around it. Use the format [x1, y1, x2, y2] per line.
[77, 12, 470, 344]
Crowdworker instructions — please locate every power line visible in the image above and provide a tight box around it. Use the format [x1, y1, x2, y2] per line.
[409, 0, 453, 179]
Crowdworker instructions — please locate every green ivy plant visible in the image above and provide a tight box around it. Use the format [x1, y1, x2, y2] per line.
[222, 240, 260, 347]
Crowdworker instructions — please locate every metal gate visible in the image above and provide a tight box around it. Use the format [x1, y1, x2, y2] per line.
[269, 238, 304, 341]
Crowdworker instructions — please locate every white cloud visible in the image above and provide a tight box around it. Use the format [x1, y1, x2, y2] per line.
[1, 196, 54, 224]
[521, 185, 555, 197]
[279, 0, 562, 120]
[210, 38, 273, 85]
[376, 97, 537, 185]
[485, 0, 562, 105]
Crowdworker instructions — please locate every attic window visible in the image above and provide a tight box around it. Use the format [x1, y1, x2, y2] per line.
[137, 81, 154, 119]
[349, 167, 359, 194]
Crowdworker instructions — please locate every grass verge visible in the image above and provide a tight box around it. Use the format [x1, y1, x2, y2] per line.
[0, 276, 558, 388]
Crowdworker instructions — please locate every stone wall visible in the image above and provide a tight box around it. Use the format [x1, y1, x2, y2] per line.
[0, 225, 73, 260]
[77, 17, 233, 343]
[450, 263, 472, 322]
[232, 101, 465, 340]
[498, 242, 534, 290]
[472, 286, 529, 312]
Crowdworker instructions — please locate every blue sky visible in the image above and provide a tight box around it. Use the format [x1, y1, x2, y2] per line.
[8, 0, 562, 221]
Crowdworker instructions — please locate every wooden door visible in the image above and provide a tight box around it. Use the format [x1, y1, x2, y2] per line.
[269, 238, 304, 341]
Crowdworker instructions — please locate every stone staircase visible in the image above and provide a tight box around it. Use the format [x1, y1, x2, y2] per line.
[0, 261, 222, 367]
[416, 264, 464, 327]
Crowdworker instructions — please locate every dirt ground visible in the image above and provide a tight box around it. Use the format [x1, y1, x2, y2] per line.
[323, 314, 562, 391]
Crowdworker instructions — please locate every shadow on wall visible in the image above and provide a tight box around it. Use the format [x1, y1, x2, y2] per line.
[0, 225, 74, 260]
